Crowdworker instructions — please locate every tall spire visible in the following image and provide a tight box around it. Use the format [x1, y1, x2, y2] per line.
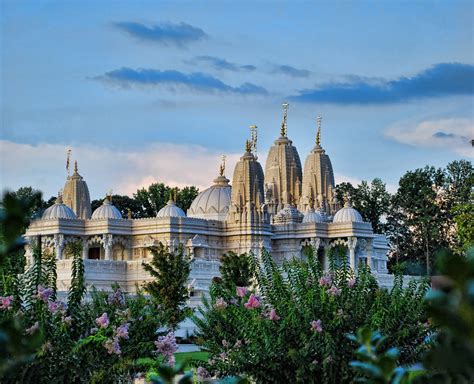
[316, 116, 322, 146]
[280, 102, 289, 137]
[74, 160, 78, 174]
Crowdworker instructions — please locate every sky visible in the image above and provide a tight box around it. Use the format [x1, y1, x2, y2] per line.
[1, 0, 473, 200]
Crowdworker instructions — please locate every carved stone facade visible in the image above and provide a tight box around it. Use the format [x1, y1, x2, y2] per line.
[25, 108, 398, 295]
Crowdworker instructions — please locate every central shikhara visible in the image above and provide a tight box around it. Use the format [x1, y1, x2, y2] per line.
[25, 105, 391, 297]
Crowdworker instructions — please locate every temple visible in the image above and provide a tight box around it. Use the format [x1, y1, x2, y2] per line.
[25, 105, 392, 297]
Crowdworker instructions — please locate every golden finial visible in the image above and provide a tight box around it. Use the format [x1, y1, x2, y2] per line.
[316, 116, 322, 146]
[66, 149, 71, 176]
[280, 102, 289, 137]
[250, 125, 258, 158]
[173, 188, 178, 203]
[219, 155, 227, 176]
[245, 139, 252, 153]
[74, 160, 78, 174]
[127, 208, 132, 219]
[106, 189, 113, 201]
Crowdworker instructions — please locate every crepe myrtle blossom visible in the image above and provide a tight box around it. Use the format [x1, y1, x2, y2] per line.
[115, 323, 130, 340]
[222, 339, 230, 348]
[96, 312, 110, 328]
[37, 286, 54, 302]
[348, 278, 356, 288]
[244, 294, 261, 309]
[266, 308, 280, 321]
[104, 337, 121, 355]
[0, 295, 14, 310]
[107, 288, 125, 306]
[319, 274, 332, 287]
[236, 286, 248, 297]
[327, 285, 342, 296]
[213, 297, 228, 310]
[48, 301, 66, 314]
[196, 366, 210, 381]
[155, 331, 178, 366]
[311, 319, 323, 333]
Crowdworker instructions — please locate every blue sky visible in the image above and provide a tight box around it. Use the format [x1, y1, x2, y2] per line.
[1, 0, 473, 199]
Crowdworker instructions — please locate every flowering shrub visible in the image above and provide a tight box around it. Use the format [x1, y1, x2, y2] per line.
[193, 248, 430, 383]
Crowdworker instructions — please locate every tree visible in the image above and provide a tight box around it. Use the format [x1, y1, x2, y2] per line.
[335, 179, 391, 233]
[142, 243, 192, 329]
[219, 252, 252, 289]
[176, 186, 199, 213]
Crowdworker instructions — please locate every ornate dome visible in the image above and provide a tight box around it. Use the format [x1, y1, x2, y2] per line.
[188, 175, 232, 221]
[333, 201, 363, 223]
[302, 207, 324, 223]
[91, 198, 123, 220]
[42, 195, 77, 220]
[157, 200, 186, 218]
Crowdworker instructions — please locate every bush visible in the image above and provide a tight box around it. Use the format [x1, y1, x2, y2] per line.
[193, 248, 430, 383]
[219, 252, 253, 290]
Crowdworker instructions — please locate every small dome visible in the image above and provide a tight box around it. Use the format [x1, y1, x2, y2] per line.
[333, 201, 363, 223]
[157, 200, 186, 218]
[302, 208, 324, 223]
[188, 175, 232, 221]
[91, 198, 123, 220]
[42, 196, 77, 220]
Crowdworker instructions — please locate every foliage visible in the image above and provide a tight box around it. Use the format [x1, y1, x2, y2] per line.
[134, 183, 199, 217]
[452, 200, 474, 254]
[143, 243, 193, 329]
[194, 248, 430, 383]
[386, 160, 473, 274]
[67, 241, 86, 316]
[219, 252, 252, 290]
[348, 327, 424, 384]
[421, 247, 474, 383]
[91, 194, 143, 218]
[335, 178, 391, 234]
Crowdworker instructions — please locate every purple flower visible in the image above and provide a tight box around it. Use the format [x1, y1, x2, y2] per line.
[115, 323, 129, 340]
[63, 316, 72, 325]
[25, 321, 40, 335]
[0, 295, 14, 310]
[348, 278, 356, 288]
[48, 301, 66, 314]
[107, 288, 125, 306]
[327, 286, 342, 296]
[96, 312, 110, 328]
[104, 337, 121, 355]
[236, 286, 248, 297]
[213, 297, 228, 310]
[244, 294, 260, 309]
[155, 331, 178, 366]
[266, 308, 280, 321]
[219, 352, 228, 361]
[310, 319, 323, 333]
[229, 297, 238, 305]
[222, 339, 229, 348]
[319, 275, 332, 287]
[37, 286, 54, 302]
[196, 366, 210, 381]
[234, 340, 243, 349]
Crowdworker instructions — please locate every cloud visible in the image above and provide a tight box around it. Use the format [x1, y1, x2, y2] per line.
[386, 118, 473, 158]
[186, 56, 256, 72]
[0, 140, 242, 199]
[272, 64, 311, 78]
[93, 67, 268, 95]
[291, 63, 474, 104]
[114, 21, 207, 47]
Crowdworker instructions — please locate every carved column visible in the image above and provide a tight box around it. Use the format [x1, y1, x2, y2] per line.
[103, 234, 113, 261]
[347, 237, 358, 271]
[366, 238, 374, 271]
[82, 236, 89, 260]
[54, 234, 65, 260]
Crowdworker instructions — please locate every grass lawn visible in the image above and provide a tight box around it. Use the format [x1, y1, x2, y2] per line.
[175, 351, 209, 369]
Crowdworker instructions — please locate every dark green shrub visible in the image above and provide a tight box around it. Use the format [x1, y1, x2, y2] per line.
[194, 248, 430, 383]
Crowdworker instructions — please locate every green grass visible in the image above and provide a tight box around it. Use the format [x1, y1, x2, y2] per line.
[175, 351, 209, 369]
